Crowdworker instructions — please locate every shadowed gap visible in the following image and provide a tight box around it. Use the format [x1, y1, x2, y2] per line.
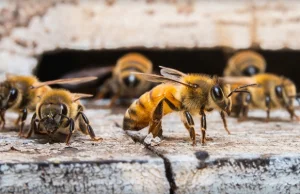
[34, 48, 300, 95]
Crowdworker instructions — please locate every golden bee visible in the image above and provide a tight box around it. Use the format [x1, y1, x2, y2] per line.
[224, 50, 266, 77]
[0, 74, 97, 136]
[23, 88, 102, 145]
[230, 73, 299, 121]
[123, 66, 255, 145]
[97, 52, 153, 107]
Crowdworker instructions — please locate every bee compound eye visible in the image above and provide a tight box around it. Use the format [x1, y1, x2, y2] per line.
[123, 74, 140, 88]
[275, 86, 283, 98]
[61, 104, 68, 115]
[242, 65, 259, 76]
[212, 86, 223, 101]
[8, 88, 18, 102]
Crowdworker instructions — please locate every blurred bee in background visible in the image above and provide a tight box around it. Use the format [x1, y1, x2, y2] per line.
[0, 74, 97, 136]
[59, 52, 154, 108]
[96, 52, 153, 107]
[224, 50, 266, 77]
[123, 66, 256, 145]
[23, 88, 102, 145]
[230, 73, 299, 121]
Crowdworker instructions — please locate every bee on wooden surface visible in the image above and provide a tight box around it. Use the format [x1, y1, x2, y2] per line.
[96, 52, 153, 107]
[230, 73, 299, 121]
[224, 50, 266, 77]
[23, 88, 102, 145]
[0, 74, 97, 136]
[123, 66, 255, 145]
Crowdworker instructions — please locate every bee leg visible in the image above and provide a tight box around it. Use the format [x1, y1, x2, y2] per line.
[220, 111, 231, 135]
[14, 114, 21, 127]
[107, 93, 120, 108]
[148, 99, 163, 138]
[18, 108, 27, 137]
[238, 93, 250, 122]
[286, 106, 299, 121]
[22, 113, 37, 138]
[96, 78, 114, 100]
[200, 108, 207, 145]
[0, 110, 6, 129]
[181, 111, 196, 146]
[77, 112, 102, 141]
[65, 119, 75, 145]
[265, 95, 271, 122]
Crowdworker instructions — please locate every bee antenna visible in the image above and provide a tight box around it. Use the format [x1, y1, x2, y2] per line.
[227, 83, 257, 98]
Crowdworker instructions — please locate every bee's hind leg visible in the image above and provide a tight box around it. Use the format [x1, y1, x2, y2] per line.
[0, 110, 5, 129]
[145, 99, 164, 145]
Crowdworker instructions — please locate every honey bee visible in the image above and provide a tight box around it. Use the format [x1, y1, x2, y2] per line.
[231, 73, 299, 121]
[0, 74, 97, 136]
[224, 50, 266, 77]
[23, 88, 102, 145]
[97, 52, 153, 107]
[123, 66, 255, 145]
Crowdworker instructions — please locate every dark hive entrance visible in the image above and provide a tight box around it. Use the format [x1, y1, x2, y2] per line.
[34, 48, 300, 95]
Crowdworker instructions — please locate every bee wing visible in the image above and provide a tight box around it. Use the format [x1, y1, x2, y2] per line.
[132, 72, 193, 88]
[31, 77, 98, 89]
[159, 66, 186, 81]
[5, 73, 16, 79]
[219, 76, 256, 85]
[60, 66, 114, 79]
[72, 93, 94, 102]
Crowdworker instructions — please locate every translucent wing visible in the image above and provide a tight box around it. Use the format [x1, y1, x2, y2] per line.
[159, 66, 186, 81]
[72, 93, 94, 102]
[132, 72, 194, 88]
[60, 66, 114, 79]
[31, 76, 98, 89]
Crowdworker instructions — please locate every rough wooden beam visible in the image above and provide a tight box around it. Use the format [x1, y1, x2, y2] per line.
[0, 109, 170, 193]
[125, 109, 300, 193]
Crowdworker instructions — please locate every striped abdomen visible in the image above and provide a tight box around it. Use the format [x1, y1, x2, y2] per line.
[123, 84, 181, 131]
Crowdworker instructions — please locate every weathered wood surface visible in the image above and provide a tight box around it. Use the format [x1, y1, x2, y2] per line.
[1, 0, 300, 76]
[1, 104, 300, 193]
[125, 109, 300, 194]
[0, 108, 170, 194]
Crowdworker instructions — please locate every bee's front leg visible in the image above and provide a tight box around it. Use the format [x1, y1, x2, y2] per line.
[220, 111, 231, 135]
[286, 106, 299, 121]
[265, 95, 271, 122]
[65, 118, 75, 145]
[22, 113, 37, 138]
[76, 112, 102, 141]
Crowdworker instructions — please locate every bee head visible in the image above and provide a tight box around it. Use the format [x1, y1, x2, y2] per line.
[276, 78, 297, 108]
[0, 82, 18, 110]
[210, 83, 232, 115]
[122, 74, 140, 88]
[39, 103, 68, 134]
